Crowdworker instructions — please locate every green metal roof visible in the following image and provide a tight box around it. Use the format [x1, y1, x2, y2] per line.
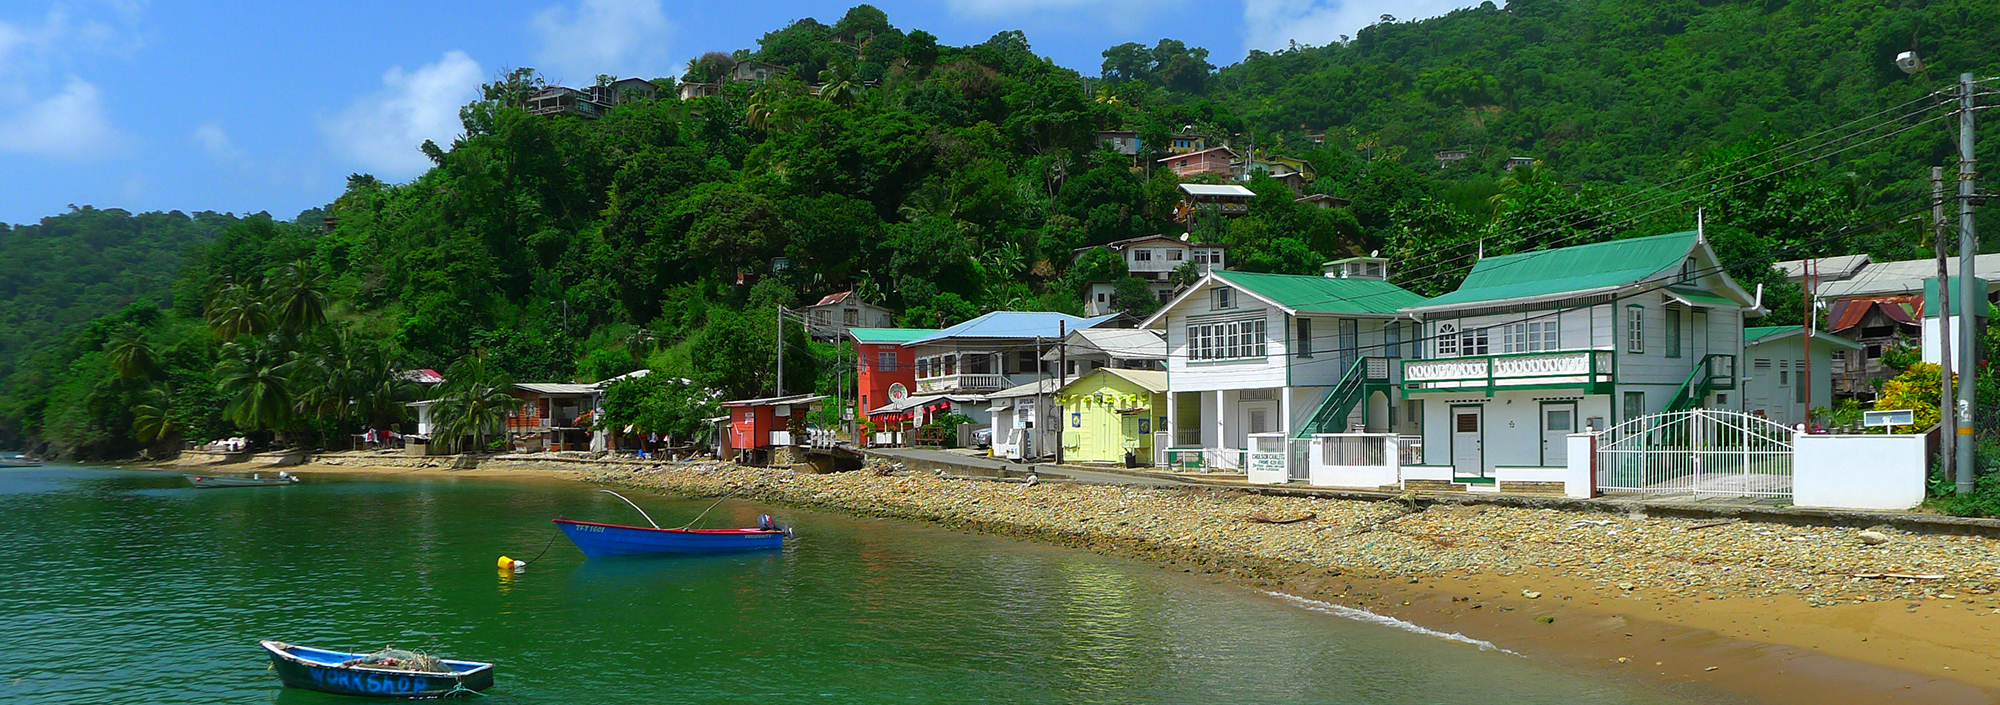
[1413, 231, 1701, 310]
[1744, 326, 1863, 350]
[848, 327, 935, 344]
[1211, 270, 1427, 316]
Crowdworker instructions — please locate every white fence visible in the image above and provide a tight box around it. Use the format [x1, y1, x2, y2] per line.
[1596, 409, 1794, 499]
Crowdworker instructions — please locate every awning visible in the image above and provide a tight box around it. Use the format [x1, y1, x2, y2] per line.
[1664, 286, 1738, 309]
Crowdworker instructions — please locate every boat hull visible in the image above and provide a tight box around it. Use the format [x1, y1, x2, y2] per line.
[185, 474, 294, 488]
[554, 518, 785, 557]
[260, 640, 493, 698]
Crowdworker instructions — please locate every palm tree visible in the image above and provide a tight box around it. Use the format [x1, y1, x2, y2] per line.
[104, 324, 157, 380]
[269, 261, 329, 336]
[205, 280, 270, 339]
[429, 351, 515, 453]
[817, 67, 860, 106]
[216, 340, 296, 433]
[295, 331, 413, 432]
[132, 385, 178, 444]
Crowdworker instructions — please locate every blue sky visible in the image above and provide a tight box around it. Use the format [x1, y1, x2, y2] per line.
[0, 0, 1471, 225]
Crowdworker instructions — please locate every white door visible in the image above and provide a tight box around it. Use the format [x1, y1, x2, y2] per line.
[1540, 403, 1576, 467]
[1245, 405, 1273, 436]
[1451, 406, 1484, 478]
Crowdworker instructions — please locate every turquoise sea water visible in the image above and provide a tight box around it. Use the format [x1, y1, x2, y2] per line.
[0, 466, 1686, 704]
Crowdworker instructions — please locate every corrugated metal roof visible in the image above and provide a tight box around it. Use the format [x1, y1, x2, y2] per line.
[905, 312, 1117, 346]
[1773, 254, 1872, 282]
[849, 327, 936, 344]
[1813, 253, 2000, 299]
[1212, 270, 1427, 316]
[514, 382, 599, 396]
[1041, 328, 1165, 361]
[1096, 368, 1168, 394]
[1177, 184, 1256, 197]
[1412, 231, 1700, 310]
[1744, 326, 1863, 350]
[987, 379, 1064, 399]
[1664, 286, 1740, 308]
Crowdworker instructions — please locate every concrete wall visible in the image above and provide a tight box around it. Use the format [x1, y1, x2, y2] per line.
[1305, 434, 1400, 488]
[1794, 434, 1926, 510]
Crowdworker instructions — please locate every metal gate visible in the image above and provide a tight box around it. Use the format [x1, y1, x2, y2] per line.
[1596, 409, 1795, 499]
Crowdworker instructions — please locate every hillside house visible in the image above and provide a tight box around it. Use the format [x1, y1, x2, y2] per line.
[1236, 154, 1315, 193]
[1436, 149, 1472, 167]
[1097, 130, 1141, 164]
[804, 291, 895, 339]
[1166, 131, 1210, 154]
[1142, 265, 1429, 471]
[1398, 230, 1759, 484]
[525, 78, 658, 119]
[1295, 194, 1351, 210]
[1175, 184, 1254, 221]
[1074, 235, 1227, 315]
[731, 60, 788, 82]
[1740, 326, 1857, 428]
[1503, 156, 1538, 171]
[1160, 146, 1240, 179]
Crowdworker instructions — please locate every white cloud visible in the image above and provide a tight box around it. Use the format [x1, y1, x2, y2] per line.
[192, 121, 241, 163]
[530, 0, 671, 81]
[1243, 0, 1476, 52]
[0, 5, 135, 160]
[320, 50, 482, 178]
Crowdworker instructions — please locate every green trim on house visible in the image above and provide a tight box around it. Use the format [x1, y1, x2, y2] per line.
[1665, 286, 1737, 308]
[1412, 231, 1700, 310]
[1211, 270, 1428, 316]
[849, 327, 938, 344]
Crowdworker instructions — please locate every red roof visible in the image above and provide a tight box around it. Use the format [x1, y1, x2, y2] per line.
[1827, 296, 1921, 332]
[813, 291, 853, 306]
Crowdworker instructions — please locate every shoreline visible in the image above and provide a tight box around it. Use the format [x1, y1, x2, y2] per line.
[168, 456, 2000, 704]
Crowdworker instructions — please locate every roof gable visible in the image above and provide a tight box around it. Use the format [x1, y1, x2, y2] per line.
[1212, 270, 1427, 316]
[1412, 231, 1702, 310]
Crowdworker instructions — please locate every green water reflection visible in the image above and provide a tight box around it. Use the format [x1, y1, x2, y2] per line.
[0, 467, 1683, 704]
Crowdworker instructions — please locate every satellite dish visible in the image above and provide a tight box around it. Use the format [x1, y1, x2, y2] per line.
[1895, 51, 1923, 75]
[888, 383, 908, 403]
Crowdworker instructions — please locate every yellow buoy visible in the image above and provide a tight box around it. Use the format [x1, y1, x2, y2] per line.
[497, 555, 514, 568]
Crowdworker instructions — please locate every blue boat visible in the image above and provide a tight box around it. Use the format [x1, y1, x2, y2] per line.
[553, 518, 786, 557]
[260, 640, 494, 698]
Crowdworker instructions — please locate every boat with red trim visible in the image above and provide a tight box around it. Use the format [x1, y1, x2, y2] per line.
[553, 517, 787, 557]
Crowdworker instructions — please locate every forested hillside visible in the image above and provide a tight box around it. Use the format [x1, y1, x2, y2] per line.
[0, 208, 235, 376]
[1, 0, 1992, 459]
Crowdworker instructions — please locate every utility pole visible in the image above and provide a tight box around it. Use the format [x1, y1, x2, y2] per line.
[1955, 73, 1979, 494]
[1932, 166, 1956, 484]
[1055, 321, 1067, 466]
[775, 305, 784, 397]
[1803, 257, 1813, 425]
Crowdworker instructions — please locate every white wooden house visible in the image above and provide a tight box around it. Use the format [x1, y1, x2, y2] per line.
[1141, 259, 1428, 470]
[1075, 235, 1227, 316]
[1397, 230, 1759, 485]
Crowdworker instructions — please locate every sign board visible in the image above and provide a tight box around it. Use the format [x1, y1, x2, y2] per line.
[887, 383, 908, 403]
[1863, 409, 1915, 428]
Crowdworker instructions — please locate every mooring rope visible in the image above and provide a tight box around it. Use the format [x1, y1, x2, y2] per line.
[676, 485, 744, 530]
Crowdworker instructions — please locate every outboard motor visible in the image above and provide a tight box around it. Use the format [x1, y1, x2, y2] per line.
[757, 514, 777, 531]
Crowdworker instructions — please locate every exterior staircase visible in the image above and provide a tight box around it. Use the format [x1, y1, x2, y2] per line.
[1295, 357, 1393, 438]
[1664, 353, 1737, 412]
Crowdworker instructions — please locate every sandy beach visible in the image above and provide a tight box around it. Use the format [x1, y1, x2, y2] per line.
[228, 454, 2000, 704]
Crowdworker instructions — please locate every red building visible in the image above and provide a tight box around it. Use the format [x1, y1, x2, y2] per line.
[1157, 146, 1239, 179]
[721, 394, 825, 464]
[850, 328, 934, 427]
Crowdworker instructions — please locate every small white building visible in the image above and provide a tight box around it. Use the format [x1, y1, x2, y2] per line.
[1040, 328, 1166, 376]
[986, 379, 1062, 461]
[1739, 326, 1858, 428]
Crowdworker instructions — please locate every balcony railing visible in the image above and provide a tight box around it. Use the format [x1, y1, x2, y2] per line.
[1402, 350, 1614, 393]
[915, 374, 1006, 393]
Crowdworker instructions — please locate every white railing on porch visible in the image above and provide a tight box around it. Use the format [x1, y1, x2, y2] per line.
[1403, 350, 1612, 389]
[916, 373, 1005, 393]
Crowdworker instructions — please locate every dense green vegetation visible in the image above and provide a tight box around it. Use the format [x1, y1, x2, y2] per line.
[1, 1, 1995, 470]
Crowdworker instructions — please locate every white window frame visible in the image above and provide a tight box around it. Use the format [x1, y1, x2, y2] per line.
[1436, 321, 1459, 357]
[1625, 305, 1645, 354]
[1213, 287, 1235, 310]
[1500, 323, 1528, 354]
[1188, 318, 1267, 361]
[1460, 327, 1490, 356]
[1526, 320, 1559, 352]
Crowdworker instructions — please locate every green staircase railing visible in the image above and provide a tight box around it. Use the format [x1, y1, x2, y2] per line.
[1295, 357, 1390, 438]
[1664, 353, 1737, 412]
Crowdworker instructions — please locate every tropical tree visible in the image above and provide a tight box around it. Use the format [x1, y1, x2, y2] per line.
[204, 279, 270, 339]
[429, 351, 516, 453]
[269, 261, 329, 336]
[817, 66, 861, 106]
[104, 324, 157, 380]
[215, 340, 296, 434]
[132, 385, 178, 444]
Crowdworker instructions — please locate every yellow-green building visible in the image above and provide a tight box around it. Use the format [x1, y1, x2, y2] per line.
[1056, 368, 1168, 465]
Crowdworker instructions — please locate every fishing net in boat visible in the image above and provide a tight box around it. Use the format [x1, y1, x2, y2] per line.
[339, 647, 449, 673]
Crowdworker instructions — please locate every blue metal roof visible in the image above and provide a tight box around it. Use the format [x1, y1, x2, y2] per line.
[904, 311, 1118, 346]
